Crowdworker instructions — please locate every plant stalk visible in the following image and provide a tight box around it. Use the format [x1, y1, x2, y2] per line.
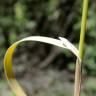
[74, 0, 89, 96]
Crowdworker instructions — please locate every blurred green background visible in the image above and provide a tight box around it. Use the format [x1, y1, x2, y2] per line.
[0, 0, 96, 96]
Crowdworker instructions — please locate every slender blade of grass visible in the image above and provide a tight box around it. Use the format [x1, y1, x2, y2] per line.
[74, 0, 89, 96]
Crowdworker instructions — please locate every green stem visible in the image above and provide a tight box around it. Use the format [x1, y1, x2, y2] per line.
[74, 0, 89, 96]
[79, 0, 89, 59]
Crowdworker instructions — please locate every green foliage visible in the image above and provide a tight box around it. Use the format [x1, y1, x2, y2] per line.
[14, 2, 26, 23]
[10, 92, 16, 96]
